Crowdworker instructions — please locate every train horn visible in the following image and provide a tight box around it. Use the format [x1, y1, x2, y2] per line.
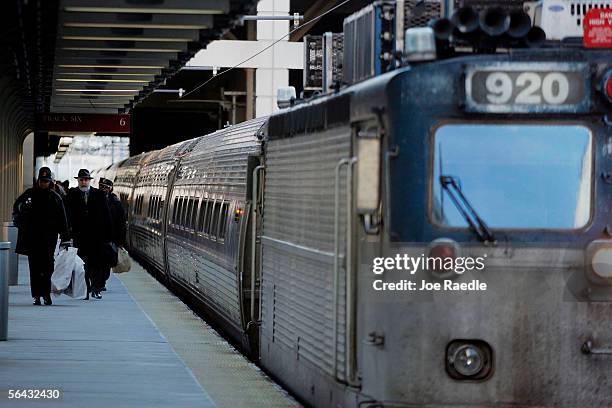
[451, 6, 479, 34]
[507, 10, 532, 39]
[428, 18, 455, 41]
[524, 26, 547, 48]
[479, 7, 511, 36]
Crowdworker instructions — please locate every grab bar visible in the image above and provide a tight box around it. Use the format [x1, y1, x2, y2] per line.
[250, 165, 265, 325]
[345, 157, 358, 386]
[333, 158, 350, 380]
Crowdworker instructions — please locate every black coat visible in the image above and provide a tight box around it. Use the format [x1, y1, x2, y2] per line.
[106, 192, 126, 247]
[13, 186, 70, 256]
[66, 186, 112, 261]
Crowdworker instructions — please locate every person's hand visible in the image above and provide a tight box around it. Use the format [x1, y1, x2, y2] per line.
[60, 239, 73, 249]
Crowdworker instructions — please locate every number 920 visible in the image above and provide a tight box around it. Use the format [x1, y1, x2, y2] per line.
[484, 71, 570, 105]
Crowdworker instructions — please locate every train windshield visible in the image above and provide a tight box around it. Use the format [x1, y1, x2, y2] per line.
[432, 124, 592, 230]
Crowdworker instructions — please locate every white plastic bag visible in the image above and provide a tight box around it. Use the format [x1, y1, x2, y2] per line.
[51, 247, 87, 298]
[52, 248, 77, 292]
[64, 256, 87, 299]
[112, 247, 131, 273]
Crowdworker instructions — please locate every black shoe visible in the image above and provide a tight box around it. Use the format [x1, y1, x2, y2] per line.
[92, 291, 102, 300]
[101, 287, 107, 292]
[43, 296, 52, 306]
[32, 297, 41, 306]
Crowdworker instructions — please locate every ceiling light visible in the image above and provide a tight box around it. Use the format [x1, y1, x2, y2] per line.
[58, 72, 155, 77]
[54, 95, 134, 98]
[58, 64, 164, 69]
[64, 22, 208, 29]
[53, 102, 125, 106]
[62, 35, 190, 42]
[63, 7, 224, 15]
[61, 47, 180, 53]
[53, 93, 133, 102]
[56, 89, 140, 92]
[57, 78, 150, 83]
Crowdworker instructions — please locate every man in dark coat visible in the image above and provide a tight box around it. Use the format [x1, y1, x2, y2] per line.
[98, 177, 126, 291]
[66, 169, 113, 300]
[13, 167, 71, 305]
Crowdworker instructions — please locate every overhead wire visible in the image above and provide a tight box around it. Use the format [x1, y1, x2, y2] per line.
[180, 0, 354, 99]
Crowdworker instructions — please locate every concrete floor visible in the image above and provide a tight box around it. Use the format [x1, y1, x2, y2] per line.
[0, 256, 297, 408]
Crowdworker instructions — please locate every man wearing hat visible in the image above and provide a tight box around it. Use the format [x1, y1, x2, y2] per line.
[13, 167, 71, 305]
[98, 177, 126, 291]
[66, 169, 113, 300]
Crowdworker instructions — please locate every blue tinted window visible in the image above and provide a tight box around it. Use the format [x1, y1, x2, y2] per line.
[432, 124, 592, 229]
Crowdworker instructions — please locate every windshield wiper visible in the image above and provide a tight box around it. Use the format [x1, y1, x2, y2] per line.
[439, 175, 496, 244]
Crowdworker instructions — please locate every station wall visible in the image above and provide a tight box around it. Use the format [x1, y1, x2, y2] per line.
[0, 76, 31, 222]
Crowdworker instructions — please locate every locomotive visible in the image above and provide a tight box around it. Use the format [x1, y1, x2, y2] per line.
[96, 1, 612, 407]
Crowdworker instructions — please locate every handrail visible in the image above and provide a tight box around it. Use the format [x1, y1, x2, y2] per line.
[333, 158, 350, 380]
[250, 165, 265, 325]
[345, 157, 358, 386]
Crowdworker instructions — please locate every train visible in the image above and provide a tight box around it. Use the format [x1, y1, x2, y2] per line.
[93, 3, 612, 407]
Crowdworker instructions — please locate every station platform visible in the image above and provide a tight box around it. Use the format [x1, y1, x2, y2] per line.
[0, 256, 297, 408]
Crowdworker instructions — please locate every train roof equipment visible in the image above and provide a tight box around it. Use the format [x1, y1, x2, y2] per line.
[297, 0, 612, 96]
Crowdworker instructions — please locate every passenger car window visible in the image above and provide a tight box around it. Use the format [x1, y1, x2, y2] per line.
[191, 198, 200, 230]
[177, 196, 186, 226]
[218, 202, 229, 240]
[186, 197, 195, 229]
[172, 197, 179, 224]
[197, 200, 208, 232]
[157, 197, 164, 220]
[209, 201, 219, 236]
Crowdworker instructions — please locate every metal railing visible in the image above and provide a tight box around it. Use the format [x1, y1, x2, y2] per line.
[0, 241, 9, 340]
[2, 222, 19, 285]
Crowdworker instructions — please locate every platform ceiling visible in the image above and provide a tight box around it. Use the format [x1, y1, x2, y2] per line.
[1, 0, 258, 117]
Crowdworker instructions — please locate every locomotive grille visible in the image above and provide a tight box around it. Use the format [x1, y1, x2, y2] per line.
[268, 93, 350, 140]
[559, 1, 612, 31]
[304, 35, 324, 91]
[537, 0, 612, 40]
[261, 126, 351, 380]
[323, 33, 344, 92]
[404, 0, 443, 28]
[454, 0, 525, 12]
[343, 1, 396, 85]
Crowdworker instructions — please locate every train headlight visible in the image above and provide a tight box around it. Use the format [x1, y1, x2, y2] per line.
[586, 241, 612, 285]
[446, 340, 493, 381]
[592, 248, 612, 279]
[451, 345, 483, 377]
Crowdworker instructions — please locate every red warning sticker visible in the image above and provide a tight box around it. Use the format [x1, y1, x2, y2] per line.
[584, 8, 612, 48]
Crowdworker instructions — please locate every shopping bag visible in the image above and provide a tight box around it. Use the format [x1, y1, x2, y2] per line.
[52, 248, 77, 292]
[64, 256, 87, 299]
[52, 247, 87, 298]
[112, 247, 131, 273]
